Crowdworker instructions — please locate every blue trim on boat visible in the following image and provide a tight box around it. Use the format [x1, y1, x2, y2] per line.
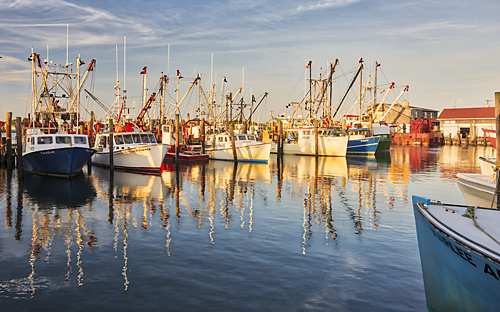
[346, 136, 380, 154]
[23, 147, 96, 178]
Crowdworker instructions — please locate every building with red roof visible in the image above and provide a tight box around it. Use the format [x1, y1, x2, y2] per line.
[437, 106, 494, 140]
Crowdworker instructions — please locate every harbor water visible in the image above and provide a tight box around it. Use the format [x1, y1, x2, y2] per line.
[0, 145, 490, 311]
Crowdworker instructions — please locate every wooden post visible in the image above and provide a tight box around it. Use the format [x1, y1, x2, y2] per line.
[229, 124, 238, 163]
[175, 114, 180, 164]
[0, 137, 5, 165]
[6, 112, 12, 170]
[16, 117, 23, 178]
[278, 120, 283, 159]
[495, 91, 500, 208]
[200, 118, 206, 154]
[109, 119, 114, 171]
[314, 119, 319, 158]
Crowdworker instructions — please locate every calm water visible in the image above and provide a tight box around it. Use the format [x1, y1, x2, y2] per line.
[0, 145, 490, 311]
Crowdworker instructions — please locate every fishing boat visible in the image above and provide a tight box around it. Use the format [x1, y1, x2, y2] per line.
[271, 127, 348, 157]
[456, 172, 496, 207]
[413, 195, 500, 312]
[345, 128, 380, 155]
[206, 132, 271, 162]
[161, 124, 209, 162]
[91, 129, 167, 172]
[372, 123, 392, 151]
[23, 52, 96, 178]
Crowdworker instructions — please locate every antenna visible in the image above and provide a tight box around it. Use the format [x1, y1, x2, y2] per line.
[124, 35, 127, 93]
[66, 23, 69, 66]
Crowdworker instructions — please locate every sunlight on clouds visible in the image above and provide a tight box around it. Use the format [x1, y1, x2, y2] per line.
[296, 0, 360, 12]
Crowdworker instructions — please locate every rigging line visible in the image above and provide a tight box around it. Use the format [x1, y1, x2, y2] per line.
[279, 68, 306, 112]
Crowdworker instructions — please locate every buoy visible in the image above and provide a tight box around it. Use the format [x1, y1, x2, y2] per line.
[116, 125, 124, 133]
[125, 125, 134, 132]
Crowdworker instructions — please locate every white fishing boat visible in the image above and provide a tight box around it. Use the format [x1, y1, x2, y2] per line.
[91, 130, 167, 172]
[23, 51, 96, 178]
[206, 132, 271, 162]
[456, 172, 496, 207]
[271, 127, 348, 157]
[479, 155, 496, 176]
[413, 195, 500, 312]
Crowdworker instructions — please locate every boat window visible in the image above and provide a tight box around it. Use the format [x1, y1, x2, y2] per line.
[74, 136, 87, 145]
[123, 134, 133, 144]
[115, 135, 125, 145]
[98, 136, 107, 148]
[56, 136, 72, 144]
[149, 134, 157, 143]
[133, 134, 142, 143]
[238, 135, 246, 140]
[303, 130, 310, 135]
[140, 134, 150, 143]
[247, 135, 255, 140]
[37, 136, 53, 144]
[217, 136, 223, 142]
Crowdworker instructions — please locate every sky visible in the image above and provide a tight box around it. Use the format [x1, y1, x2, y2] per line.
[0, 0, 499, 123]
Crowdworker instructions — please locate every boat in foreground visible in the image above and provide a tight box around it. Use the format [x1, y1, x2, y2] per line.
[23, 129, 96, 178]
[413, 195, 500, 312]
[92, 131, 167, 172]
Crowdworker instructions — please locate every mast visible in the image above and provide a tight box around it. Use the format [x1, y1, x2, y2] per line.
[160, 72, 166, 124]
[141, 66, 147, 108]
[76, 54, 81, 122]
[373, 61, 380, 119]
[199, 73, 202, 118]
[359, 59, 364, 122]
[123, 35, 127, 109]
[308, 60, 312, 121]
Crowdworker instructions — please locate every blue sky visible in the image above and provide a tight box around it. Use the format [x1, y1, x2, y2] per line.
[0, 0, 499, 122]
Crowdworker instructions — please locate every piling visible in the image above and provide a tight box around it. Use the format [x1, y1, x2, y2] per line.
[109, 119, 114, 171]
[175, 114, 180, 164]
[200, 118, 206, 154]
[278, 120, 283, 159]
[495, 91, 500, 208]
[0, 137, 5, 165]
[6, 112, 12, 170]
[314, 119, 319, 158]
[16, 117, 23, 179]
[229, 124, 238, 163]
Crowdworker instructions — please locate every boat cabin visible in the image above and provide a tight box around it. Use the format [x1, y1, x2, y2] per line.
[213, 133, 258, 148]
[95, 132, 157, 151]
[25, 133, 89, 153]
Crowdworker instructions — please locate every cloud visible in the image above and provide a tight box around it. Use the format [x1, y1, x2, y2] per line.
[296, 0, 360, 12]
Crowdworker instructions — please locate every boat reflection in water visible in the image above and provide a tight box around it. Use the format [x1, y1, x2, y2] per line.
[24, 172, 96, 209]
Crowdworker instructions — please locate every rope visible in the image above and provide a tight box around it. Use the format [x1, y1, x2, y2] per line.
[464, 206, 500, 246]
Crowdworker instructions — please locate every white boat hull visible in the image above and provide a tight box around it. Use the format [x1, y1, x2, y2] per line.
[456, 173, 496, 207]
[272, 136, 348, 156]
[92, 144, 167, 172]
[208, 142, 271, 162]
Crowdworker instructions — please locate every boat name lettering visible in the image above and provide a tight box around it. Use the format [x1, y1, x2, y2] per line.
[134, 148, 151, 152]
[40, 151, 55, 155]
[431, 227, 476, 267]
[484, 263, 500, 281]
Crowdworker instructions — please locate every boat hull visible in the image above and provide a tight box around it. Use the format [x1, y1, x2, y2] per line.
[164, 152, 209, 162]
[374, 133, 391, 151]
[456, 173, 496, 207]
[23, 147, 96, 178]
[273, 136, 348, 157]
[91, 144, 167, 172]
[413, 196, 500, 312]
[346, 136, 380, 154]
[208, 142, 271, 163]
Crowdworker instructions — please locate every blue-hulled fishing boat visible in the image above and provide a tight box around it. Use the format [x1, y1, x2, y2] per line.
[413, 195, 500, 312]
[345, 128, 380, 154]
[23, 51, 96, 178]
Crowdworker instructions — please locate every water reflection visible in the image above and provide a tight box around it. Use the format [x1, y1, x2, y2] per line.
[24, 172, 96, 209]
[1, 146, 482, 301]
